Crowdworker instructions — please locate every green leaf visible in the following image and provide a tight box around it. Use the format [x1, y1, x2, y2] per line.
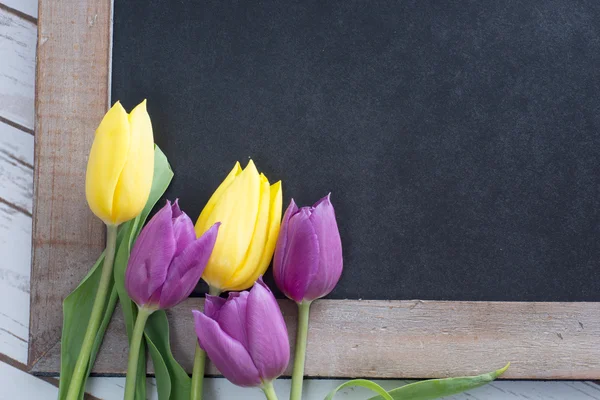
[368, 363, 510, 400]
[58, 231, 127, 399]
[58, 146, 173, 400]
[113, 213, 147, 400]
[146, 335, 172, 400]
[112, 146, 191, 400]
[145, 311, 192, 399]
[325, 379, 394, 400]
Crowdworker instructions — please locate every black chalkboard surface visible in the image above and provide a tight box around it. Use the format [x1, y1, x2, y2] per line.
[112, 0, 600, 302]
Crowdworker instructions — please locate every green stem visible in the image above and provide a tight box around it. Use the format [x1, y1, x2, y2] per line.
[261, 381, 279, 400]
[65, 224, 119, 400]
[190, 286, 222, 400]
[123, 307, 152, 400]
[290, 301, 311, 400]
[190, 342, 206, 400]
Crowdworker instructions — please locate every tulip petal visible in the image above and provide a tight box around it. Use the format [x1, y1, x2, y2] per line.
[195, 162, 242, 235]
[223, 174, 271, 290]
[273, 198, 298, 289]
[229, 180, 283, 291]
[276, 208, 320, 302]
[303, 194, 343, 301]
[214, 291, 250, 348]
[85, 101, 131, 224]
[111, 100, 155, 225]
[171, 201, 197, 257]
[204, 294, 227, 319]
[193, 310, 261, 387]
[201, 160, 261, 289]
[246, 279, 290, 381]
[125, 201, 176, 306]
[158, 222, 220, 309]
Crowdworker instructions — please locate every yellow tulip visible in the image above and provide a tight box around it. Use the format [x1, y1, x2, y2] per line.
[195, 160, 282, 291]
[85, 100, 155, 226]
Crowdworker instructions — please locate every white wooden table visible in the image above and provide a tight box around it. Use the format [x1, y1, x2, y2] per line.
[0, 2, 599, 399]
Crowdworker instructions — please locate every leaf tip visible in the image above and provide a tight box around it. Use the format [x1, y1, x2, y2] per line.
[497, 362, 510, 376]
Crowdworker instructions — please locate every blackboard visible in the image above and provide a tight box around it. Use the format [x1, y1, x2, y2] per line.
[112, 0, 600, 302]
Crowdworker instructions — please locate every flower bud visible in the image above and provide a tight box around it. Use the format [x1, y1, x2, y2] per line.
[86, 100, 154, 225]
[195, 160, 282, 291]
[273, 194, 343, 303]
[192, 278, 290, 387]
[125, 200, 219, 309]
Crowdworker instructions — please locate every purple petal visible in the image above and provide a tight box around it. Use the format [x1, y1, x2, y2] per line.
[214, 291, 250, 349]
[246, 278, 290, 381]
[171, 201, 197, 258]
[125, 201, 176, 306]
[193, 310, 261, 387]
[171, 199, 184, 218]
[303, 194, 343, 301]
[274, 208, 320, 302]
[205, 295, 227, 319]
[158, 223, 220, 309]
[273, 199, 298, 280]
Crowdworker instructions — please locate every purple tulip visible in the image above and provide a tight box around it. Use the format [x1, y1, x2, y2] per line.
[125, 199, 220, 310]
[192, 278, 290, 387]
[273, 194, 343, 303]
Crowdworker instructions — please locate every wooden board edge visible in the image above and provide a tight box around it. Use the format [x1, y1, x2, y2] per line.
[29, 0, 113, 366]
[29, 299, 600, 380]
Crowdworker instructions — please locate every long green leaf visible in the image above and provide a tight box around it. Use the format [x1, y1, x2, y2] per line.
[368, 364, 510, 400]
[147, 336, 172, 400]
[146, 311, 192, 399]
[114, 213, 147, 400]
[58, 222, 130, 399]
[113, 146, 192, 400]
[325, 379, 394, 400]
[58, 146, 173, 400]
[110, 146, 174, 400]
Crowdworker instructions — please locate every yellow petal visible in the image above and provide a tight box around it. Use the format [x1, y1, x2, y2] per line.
[85, 101, 131, 224]
[227, 180, 282, 291]
[223, 173, 271, 290]
[195, 161, 242, 235]
[111, 100, 155, 224]
[201, 160, 261, 289]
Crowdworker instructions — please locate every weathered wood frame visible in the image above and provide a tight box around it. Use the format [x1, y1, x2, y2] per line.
[29, 0, 600, 379]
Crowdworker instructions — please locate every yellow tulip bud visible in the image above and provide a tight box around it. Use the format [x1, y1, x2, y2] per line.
[195, 160, 283, 291]
[85, 100, 155, 225]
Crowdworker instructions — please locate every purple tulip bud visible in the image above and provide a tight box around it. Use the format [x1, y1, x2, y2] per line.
[273, 194, 343, 303]
[125, 199, 220, 310]
[192, 278, 290, 387]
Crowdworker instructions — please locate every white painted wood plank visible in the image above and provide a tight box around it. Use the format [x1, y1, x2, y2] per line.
[0, 202, 31, 363]
[2, 0, 38, 20]
[86, 377, 160, 400]
[0, 121, 33, 364]
[0, 121, 33, 213]
[84, 377, 600, 399]
[0, 7, 36, 131]
[0, 361, 57, 399]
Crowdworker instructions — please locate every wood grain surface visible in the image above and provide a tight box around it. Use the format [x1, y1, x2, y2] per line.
[30, 299, 600, 380]
[29, 0, 111, 367]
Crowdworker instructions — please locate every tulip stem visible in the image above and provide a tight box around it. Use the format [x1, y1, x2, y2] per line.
[290, 301, 312, 400]
[65, 224, 119, 400]
[262, 381, 279, 400]
[190, 286, 222, 400]
[124, 307, 152, 400]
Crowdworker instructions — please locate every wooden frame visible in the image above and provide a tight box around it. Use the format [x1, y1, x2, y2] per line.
[29, 0, 600, 379]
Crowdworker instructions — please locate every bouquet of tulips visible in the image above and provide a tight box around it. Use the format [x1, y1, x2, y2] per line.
[58, 101, 508, 400]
